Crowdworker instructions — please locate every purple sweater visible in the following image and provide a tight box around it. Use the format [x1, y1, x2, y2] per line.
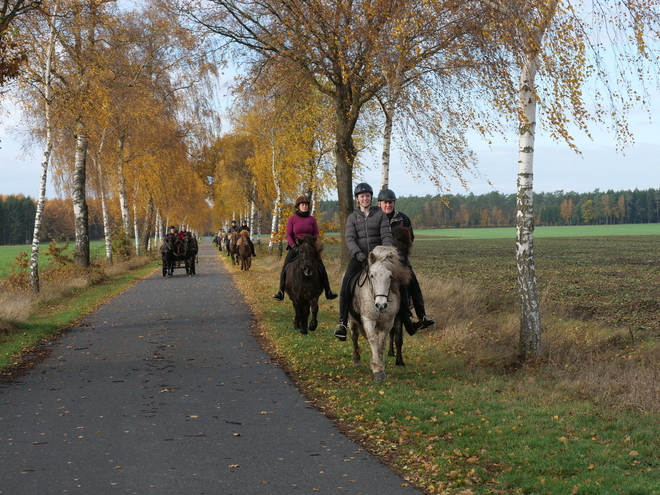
[286, 214, 319, 248]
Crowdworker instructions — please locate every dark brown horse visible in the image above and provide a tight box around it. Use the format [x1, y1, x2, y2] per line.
[237, 230, 252, 271]
[228, 231, 239, 265]
[160, 233, 179, 277]
[388, 226, 414, 366]
[284, 235, 324, 335]
[183, 233, 199, 276]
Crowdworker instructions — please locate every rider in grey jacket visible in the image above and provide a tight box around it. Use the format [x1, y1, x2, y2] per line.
[334, 183, 413, 341]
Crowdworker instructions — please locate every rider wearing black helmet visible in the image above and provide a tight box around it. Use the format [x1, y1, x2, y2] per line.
[378, 188, 435, 332]
[334, 182, 413, 341]
[237, 220, 256, 257]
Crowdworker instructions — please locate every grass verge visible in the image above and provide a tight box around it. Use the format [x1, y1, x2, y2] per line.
[222, 247, 660, 495]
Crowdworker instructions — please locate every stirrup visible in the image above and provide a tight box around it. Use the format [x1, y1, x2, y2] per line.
[334, 323, 348, 341]
[273, 291, 284, 301]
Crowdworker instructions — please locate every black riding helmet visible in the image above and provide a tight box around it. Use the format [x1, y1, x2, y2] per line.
[377, 188, 396, 202]
[354, 182, 373, 197]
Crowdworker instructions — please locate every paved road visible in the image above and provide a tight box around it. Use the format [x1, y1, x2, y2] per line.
[0, 243, 421, 495]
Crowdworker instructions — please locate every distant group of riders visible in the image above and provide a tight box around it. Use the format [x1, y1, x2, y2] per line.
[213, 219, 256, 257]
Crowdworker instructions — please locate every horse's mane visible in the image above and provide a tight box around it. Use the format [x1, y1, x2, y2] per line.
[240, 230, 249, 237]
[369, 245, 411, 288]
[297, 234, 322, 256]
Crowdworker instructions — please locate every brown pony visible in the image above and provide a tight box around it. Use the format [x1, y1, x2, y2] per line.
[237, 230, 252, 271]
[228, 231, 239, 265]
[388, 226, 414, 366]
[283, 235, 324, 335]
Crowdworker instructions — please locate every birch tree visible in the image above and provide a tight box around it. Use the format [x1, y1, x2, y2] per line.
[479, 0, 660, 357]
[28, 2, 59, 293]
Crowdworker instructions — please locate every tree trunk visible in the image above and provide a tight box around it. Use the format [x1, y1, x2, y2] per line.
[380, 99, 395, 190]
[140, 196, 154, 254]
[73, 128, 90, 268]
[117, 136, 131, 237]
[334, 92, 360, 266]
[93, 130, 113, 265]
[268, 138, 283, 257]
[516, 51, 542, 358]
[133, 202, 140, 257]
[29, 8, 58, 293]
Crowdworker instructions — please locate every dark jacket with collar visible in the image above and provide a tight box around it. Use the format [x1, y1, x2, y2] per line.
[345, 205, 393, 258]
[387, 210, 414, 242]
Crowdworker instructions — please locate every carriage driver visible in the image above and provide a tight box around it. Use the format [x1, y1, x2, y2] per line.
[378, 188, 435, 332]
[237, 220, 256, 257]
[168, 226, 177, 236]
[272, 195, 338, 302]
[334, 182, 414, 341]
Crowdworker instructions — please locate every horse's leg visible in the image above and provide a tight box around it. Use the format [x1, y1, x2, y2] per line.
[308, 297, 319, 331]
[349, 316, 361, 368]
[299, 303, 310, 335]
[364, 319, 387, 381]
[162, 256, 167, 277]
[293, 304, 302, 331]
[388, 327, 395, 357]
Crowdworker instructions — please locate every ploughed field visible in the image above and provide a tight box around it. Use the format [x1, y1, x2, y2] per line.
[326, 234, 660, 332]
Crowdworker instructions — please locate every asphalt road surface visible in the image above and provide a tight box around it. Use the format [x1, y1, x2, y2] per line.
[0, 242, 421, 495]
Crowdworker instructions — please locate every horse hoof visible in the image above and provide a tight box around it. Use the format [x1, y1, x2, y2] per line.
[300, 329, 308, 335]
[373, 371, 386, 381]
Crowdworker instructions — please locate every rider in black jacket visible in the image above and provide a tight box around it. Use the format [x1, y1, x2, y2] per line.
[377, 188, 435, 332]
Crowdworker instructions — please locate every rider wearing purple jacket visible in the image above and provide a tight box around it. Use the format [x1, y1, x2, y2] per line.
[272, 196, 338, 301]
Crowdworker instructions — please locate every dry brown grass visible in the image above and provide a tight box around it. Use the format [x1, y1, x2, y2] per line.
[0, 255, 154, 326]
[418, 274, 660, 413]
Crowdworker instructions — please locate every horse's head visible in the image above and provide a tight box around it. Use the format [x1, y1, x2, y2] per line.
[296, 235, 319, 277]
[367, 245, 410, 313]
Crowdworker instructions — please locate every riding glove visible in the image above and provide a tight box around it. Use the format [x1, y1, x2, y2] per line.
[355, 252, 367, 264]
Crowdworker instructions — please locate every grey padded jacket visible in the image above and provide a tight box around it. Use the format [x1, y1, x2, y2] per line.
[345, 205, 393, 258]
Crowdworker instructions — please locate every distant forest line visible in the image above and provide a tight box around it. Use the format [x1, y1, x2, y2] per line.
[1, 187, 659, 246]
[317, 188, 660, 230]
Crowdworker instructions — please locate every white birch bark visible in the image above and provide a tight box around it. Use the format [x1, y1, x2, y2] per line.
[117, 136, 131, 237]
[133, 202, 140, 257]
[93, 129, 113, 264]
[250, 195, 256, 243]
[268, 137, 283, 256]
[380, 99, 395, 190]
[73, 126, 90, 268]
[155, 209, 162, 244]
[516, 51, 542, 358]
[29, 6, 58, 293]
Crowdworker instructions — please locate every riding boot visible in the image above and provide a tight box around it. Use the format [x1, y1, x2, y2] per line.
[399, 285, 416, 336]
[273, 265, 286, 300]
[318, 261, 338, 300]
[334, 293, 348, 341]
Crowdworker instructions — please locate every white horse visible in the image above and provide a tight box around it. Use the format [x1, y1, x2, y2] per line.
[349, 245, 411, 381]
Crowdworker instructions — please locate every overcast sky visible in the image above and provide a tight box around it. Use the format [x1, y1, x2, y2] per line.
[2, 99, 658, 200]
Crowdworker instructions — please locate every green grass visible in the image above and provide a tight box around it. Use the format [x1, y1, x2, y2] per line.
[415, 223, 660, 240]
[0, 240, 114, 276]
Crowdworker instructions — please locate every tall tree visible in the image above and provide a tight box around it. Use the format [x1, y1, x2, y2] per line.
[479, 0, 660, 357]
[176, 0, 490, 263]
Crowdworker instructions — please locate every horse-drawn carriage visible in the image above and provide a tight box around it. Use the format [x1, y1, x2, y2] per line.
[160, 232, 199, 277]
